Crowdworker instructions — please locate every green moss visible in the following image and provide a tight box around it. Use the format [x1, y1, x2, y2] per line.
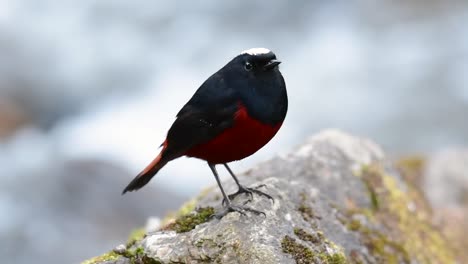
[126, 228, 146, 247]
[298, 204, 315, 221]
[82, 228, 154, 264]
[160, 186, 215, 228]
[316, 231, 325, 240]
[347, 164, 456, 263]
[117, 246, 161, 264]
[81, 251, 120, 264]
[319, 252, 347, 264]
[346, 219, 362, 231]
[363, 180, 379, 211]
[165, 207, 214, 233]
[282, 235, 347, 264]
[82, 229, 149, 264]
[330, 254, 347, 264]
[298, 192, 317, 222]
[381, 173, 452, 263]
[281, 235, 315, 264]
[118, 246, 138, 259]
[294, 228, 321, 244]
[139, 256, 161, 264]
[320, 240, 347, 264]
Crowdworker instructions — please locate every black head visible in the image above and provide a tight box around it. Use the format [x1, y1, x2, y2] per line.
[240, 48, 281, 71]
[225, 48, 282, 76]
[218, 48, 288, 124]
[218, 48, 284, 89]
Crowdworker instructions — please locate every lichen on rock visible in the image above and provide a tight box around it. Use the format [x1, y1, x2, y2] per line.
[282, 229, 347, 264]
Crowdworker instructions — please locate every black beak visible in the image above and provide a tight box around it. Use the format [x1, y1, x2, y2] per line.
[263, 59, 281, 70]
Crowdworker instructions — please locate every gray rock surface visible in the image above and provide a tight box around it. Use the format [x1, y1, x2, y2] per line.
[84, 130, 457, 264]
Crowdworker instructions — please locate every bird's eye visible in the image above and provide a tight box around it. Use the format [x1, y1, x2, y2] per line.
[244, 62, 253, 71]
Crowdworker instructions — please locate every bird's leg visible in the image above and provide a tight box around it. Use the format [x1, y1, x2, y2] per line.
[222, 163, 274, 205]
[208, 163, 265, 218]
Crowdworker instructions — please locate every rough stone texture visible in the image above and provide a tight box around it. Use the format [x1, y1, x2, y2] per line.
[84, 130, 457, 264]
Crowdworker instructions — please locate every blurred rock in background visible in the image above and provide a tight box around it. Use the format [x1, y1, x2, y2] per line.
[423, 149, 468, 262]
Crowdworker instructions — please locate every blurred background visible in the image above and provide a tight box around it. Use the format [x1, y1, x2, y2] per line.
[0, 0, 467, 263]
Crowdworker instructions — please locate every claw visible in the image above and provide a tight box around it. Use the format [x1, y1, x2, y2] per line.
[222, 184, 274, 206]
[242, 199, 253, 206]
[249, 188, 274, 202]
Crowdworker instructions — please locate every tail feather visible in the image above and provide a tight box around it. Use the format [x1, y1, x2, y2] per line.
[122, 146, 168, 194]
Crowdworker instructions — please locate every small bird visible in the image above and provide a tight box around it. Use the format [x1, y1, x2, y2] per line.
[123, 48, 288, 218]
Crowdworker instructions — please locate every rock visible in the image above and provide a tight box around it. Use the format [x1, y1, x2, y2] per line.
[424, 149, 468, 208]
[422, 149, 468, 263]
[83, 130, 457, 264]
[113, 245, 128, 255]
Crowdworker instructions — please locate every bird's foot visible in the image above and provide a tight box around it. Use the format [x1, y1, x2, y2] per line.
[214, 204, 266, 219]
[222, 184, 273, 205]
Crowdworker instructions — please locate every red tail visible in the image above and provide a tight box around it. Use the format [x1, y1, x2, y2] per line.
[122, 142, 168, 194]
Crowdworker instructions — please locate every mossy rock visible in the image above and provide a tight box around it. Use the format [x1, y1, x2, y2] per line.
[344, 163, 455, 263]
[81, 130, 458, 264]
[162, 206, 215, 233]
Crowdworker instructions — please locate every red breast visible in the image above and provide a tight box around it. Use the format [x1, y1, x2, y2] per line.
[185, 103, 282, 164]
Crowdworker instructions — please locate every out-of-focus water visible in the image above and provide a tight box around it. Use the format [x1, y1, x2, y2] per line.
[0, 1, 467, 263]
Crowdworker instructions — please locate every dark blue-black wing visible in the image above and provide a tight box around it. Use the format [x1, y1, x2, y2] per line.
[122, 73, 238, 194]
[163, 73, 238, 159]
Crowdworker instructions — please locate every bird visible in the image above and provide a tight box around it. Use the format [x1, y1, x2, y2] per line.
[122, 47, 288, 218]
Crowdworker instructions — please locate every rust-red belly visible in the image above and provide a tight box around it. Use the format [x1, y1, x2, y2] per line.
[185, 105, 282, 164]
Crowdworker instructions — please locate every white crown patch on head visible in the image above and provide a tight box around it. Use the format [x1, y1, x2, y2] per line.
[241, 47, 271, 56]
